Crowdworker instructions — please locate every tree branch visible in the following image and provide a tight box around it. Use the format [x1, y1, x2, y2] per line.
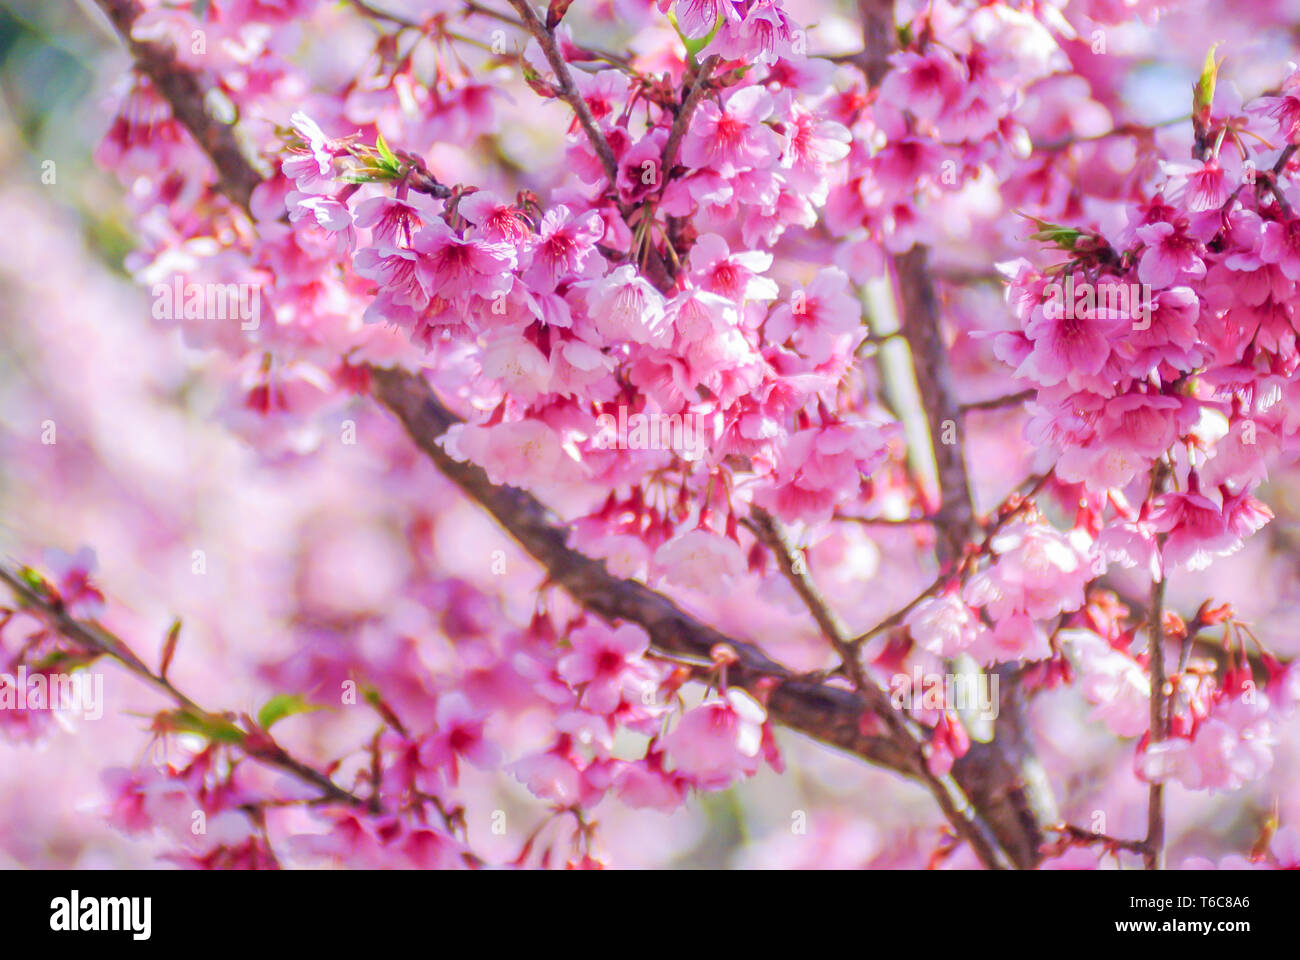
[93, 0, 263, 211]
[0, 565, 365, 808]
[660, 55, 721, 182]
[1046, 823, 1149, 858]
[748, 508, 1012, 869]
[366, 366, 916, 774]
[857, 0, 896, 85]
[1144, 549, 1169, 870]
[959, 390, 1035, 413]
[504, 0, 620, 190]
[893, 246, 976, 566]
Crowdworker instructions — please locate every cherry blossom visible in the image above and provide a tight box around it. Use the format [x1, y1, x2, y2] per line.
[6, 0, 1300, 874]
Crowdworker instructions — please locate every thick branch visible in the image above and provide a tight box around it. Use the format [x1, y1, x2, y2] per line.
[893, 246, 976, 566]
[367, 366, 914, 774]
[857, 0, 896, 85]
[369, 369, 1060, 871]
[371, 366, 1062, 866]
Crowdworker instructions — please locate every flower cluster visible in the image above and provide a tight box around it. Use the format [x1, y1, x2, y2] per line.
[3, 0, 1297, 870]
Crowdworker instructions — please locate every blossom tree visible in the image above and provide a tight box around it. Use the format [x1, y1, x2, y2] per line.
[3, 0, 1300, 869]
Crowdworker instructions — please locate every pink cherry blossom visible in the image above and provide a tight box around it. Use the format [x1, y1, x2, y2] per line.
[418, 693, 501, 785]
[663, 688, 768, 790]
[1137, 221, 1207, 288]
[413, 219, 516, 303]
[12, 0, 1300, 876]
[905, 592, 990, 659]
[682, 86, 781, 172]
[653, 527, 747, 592]
[585, 265, 671, 346]
[556, 623, 659, 715]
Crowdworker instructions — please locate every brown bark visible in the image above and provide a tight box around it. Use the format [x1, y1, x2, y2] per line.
[368, 367, 915, 774]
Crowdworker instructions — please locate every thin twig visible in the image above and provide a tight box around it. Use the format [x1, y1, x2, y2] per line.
[503, 0, 620, 190]
[0, 565, 365, 808]
[960, 390, 1035, 413]
[1048, 823, 1149, 856]
[849, 472, 1051, 647]
[660, 55, 721, 181]
[834, 513, 935, 526]
[1145, 541, 1169, 871]
[1273, 143, 1297, 175]
[346, 0, 419, 28]
[1034, 117, 1190, 153]
[747, 508, 1012, 870]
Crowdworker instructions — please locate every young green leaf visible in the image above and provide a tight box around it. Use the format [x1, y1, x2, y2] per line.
[1194, 43, 1223, 119]
[375, 133, 400, 172]
[165, 709, 246, 744]
[257, 693, 323, 731]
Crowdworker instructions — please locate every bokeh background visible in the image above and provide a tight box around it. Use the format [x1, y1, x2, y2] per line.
[0, 0, 1298, 868]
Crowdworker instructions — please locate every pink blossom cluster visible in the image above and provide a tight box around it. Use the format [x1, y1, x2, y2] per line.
[4, 0, 1300, 870]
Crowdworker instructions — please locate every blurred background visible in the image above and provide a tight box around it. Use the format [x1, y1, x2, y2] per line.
[0, 0, 1298, 868]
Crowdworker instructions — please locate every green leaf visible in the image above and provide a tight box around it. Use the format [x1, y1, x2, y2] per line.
[30, 649, 99, 672]
[1017, 212, 1082, 250]
[375, 133, 399, 171]
[257, 693, 323, 731]
[167, 709, 245, 744]
[1030, 227, 1081, 249]
[338, 166, 402, 184]
[18, 566, 46, 593]
[1194, 43, 1223, 117]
